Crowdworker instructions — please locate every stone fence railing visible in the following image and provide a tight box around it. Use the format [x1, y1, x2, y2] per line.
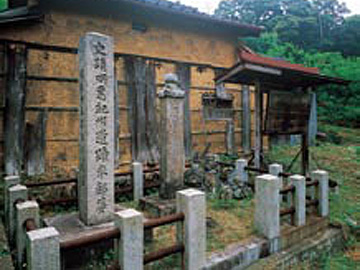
[4, 177, 206, 270]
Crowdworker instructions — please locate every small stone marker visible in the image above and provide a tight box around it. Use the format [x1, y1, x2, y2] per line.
[16, 201, 40, 270]
[225, 120, 235, 155]
[4, 175, 20, 234]
[115, 209, 143, 270]
[290, 175, 306, 226]
[8, 184, 28, 246]
[313, 170, 329, 217]
[176, 189, 206, 270]
[78, 32, 115, 225]
[255, 174, 280, 239]
[158, 74, 185, 199]
[26, 227, 60, 270]
[132, 162, 143, 201]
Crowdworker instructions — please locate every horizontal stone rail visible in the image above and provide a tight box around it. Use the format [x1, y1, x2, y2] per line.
[17, 188, 205, 270]
[254, 169, 330, 245]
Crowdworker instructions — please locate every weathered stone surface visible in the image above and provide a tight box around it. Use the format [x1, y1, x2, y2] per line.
[312, 170, 329, 217]
[8, 184, 27, 247]
[78, 32, 115, 225]
[159, 74, 185, 199]
[26, 227, 60, 270]
[4, 175, 20, 235]
[16, 201, 40, 269]
[176, 189, 206, 270]
[290, 175, 306, 226]
[132, 162, 143, 201]
[255, 174, 280, 239]
[115, 209, 143, 270]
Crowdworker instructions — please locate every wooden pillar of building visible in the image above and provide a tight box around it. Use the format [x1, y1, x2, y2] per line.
[4, 44, 27, 175]
[254, 81, 263, 169]
[176, 64, 192, 159]
[242, 85, 251, 154]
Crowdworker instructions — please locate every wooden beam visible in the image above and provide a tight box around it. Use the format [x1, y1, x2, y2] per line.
[176, 63, 192, 159]
[24, 111, 47, 175]
[4, 44, 27, 175]
[254, 81, 262, 169]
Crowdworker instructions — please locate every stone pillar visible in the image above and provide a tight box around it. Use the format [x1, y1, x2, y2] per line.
[115, 209, 143, 270]
[78, 32, 115, 225]
[269, 163, 283, 203]
[225, 120, 235, 155]
[16, 201, 40, 269]
[269, 164, 283, 188]
[26, 227, 60, 270]
[8, 184, 28, 246]
[242, 85, 251, 154]
[158, 74, 185, 199]
[313, 170, 329, 217]
[290, 175, 306, 226]
[255, 175, 280, 239]
[132, 162, 143, 201]
[4, 175, 20, 234]
[236, 159, 248, 183]
[176, 189, 206, 270]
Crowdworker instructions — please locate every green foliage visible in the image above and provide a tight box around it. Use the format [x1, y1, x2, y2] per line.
[0, 0, 7, 11]
[242, 33, 360, 127]
[215, 0, 350, 51]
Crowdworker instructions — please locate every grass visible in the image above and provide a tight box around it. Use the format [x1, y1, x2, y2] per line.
[266, 123, 360, 269]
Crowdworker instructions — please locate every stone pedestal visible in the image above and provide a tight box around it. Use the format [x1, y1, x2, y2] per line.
[26, 227, 60, 270]
[78, 32, 115, 225]
[158, 74, 185, 199]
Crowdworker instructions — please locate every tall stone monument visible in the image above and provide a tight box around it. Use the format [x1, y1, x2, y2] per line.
[159, 74, 185, 199]
[78, 32, 115, 225]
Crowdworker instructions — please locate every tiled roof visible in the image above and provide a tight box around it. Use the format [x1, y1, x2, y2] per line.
[127, 0, 263, 34]
[239, 50, 320, 75]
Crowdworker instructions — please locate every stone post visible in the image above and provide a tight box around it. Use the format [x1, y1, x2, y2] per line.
[290, 175, 306, 226]
[313, 170, 329, 217]
[78, 32, 115, 225]
[115, 209, 143, 270]
[158, 74, 185, 199]
[255, 174, 280, 239]
[225, 120, 235, 155]
[176, 189, 206, 270]
[8, 184, 28, 246]
[4, 175, 20, 234]
[26, 227, 60, 270]
[132, 162, 143, 201]
[236, 159, 248, 183]
[16, 201, 40, 269]
[269, 163, 283, 203]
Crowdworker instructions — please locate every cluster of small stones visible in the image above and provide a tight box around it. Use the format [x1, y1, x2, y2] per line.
[184, 155, 252, 200]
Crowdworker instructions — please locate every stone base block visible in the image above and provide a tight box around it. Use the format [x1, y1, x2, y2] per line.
[139, 196, 176, 218]
[139, 196, 176, 243]
[44, 206, 125, 269]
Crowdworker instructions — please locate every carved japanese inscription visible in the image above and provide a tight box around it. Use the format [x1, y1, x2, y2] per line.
[79, 33, 115, 225]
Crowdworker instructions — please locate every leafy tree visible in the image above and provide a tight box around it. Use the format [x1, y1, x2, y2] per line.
[0, 0, 7, 11]
[215, 0, 349, 51]
[331, 15, 360, 56]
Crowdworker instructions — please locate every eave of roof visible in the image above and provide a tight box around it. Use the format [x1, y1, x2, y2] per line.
[215, 51, 350, 89]
[0, 6, 43, 25]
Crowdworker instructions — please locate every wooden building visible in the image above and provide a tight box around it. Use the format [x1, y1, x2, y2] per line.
[0, 0, 264, 177]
